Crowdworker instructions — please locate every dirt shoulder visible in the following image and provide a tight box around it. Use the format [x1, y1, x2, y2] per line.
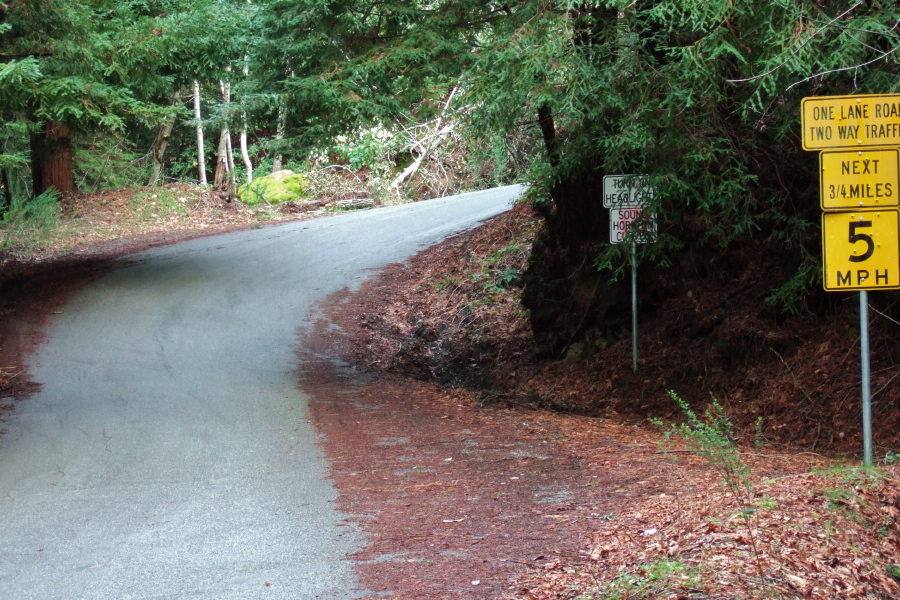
[299, 206, 900, 599]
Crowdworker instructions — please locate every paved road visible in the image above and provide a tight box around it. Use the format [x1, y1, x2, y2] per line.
[0, 185, 523, 600]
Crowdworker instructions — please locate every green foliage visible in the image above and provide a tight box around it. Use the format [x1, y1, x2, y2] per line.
[466, 236, 534, 303]
[0, 0, 257, 195]
[656, 391, 752, 498]
[238, 173, 309, 205]
[5, 0, 900, 313]
[813, 462, 886, 488]
[129, 188, 192, 221]
[0, 189, 61, 249]
[597, 559, 698, 599]
[887, 564, 900, 583]
[73, 135, 151, 193]
[329, 128, 399, 172]
[655, 391, 769, 583]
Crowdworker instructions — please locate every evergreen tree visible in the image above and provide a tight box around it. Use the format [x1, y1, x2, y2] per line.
[0, 0, 251, 198]
[253, 0, 900, 350]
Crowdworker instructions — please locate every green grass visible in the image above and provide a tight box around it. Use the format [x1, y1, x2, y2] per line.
[596, 559, 699, 599]
[0, 189, 61, 251]
[129, 189, 193, 221]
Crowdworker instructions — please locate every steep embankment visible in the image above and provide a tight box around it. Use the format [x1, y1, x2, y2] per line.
[300, 202, 900, 599]
[335, 201, 900, 456]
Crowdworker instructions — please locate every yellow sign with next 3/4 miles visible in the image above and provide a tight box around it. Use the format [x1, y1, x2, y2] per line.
[822, 209, 900, 290]
[820, 148, 900, 210]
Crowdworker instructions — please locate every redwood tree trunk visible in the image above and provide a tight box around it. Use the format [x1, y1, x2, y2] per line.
[31, 121, 74, 196]
[1, 168, 11, 212]
[522, 105, 624, 358]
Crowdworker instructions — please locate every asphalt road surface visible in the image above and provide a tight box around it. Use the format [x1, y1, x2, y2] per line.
[0, 185, 524, 600]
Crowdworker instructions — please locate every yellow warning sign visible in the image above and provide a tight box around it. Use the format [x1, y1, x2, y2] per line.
[802, 94, 900, 150]
[820, 149, 900, 210]
[822, 209, 900, 291]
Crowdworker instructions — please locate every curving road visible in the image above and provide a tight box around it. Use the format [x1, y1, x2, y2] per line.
[0, 185, 523, 599]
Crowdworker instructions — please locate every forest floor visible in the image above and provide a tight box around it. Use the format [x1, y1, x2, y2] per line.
[2, 187, 900, 598]
[300, 202, 900, 599]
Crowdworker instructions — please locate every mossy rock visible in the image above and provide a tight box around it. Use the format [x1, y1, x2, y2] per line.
[238, 170, 309, 205]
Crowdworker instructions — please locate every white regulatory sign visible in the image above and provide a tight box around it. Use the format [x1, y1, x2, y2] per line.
[610, 207, 657, 244]
[603, 175, 654, 208]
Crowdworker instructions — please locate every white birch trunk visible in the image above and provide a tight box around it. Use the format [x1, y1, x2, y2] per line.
[226, 134, 235, 176]
[193, 79, 207, 186]
[240, 54, 253, 183]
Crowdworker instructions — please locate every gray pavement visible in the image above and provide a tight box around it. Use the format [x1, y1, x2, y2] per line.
[0, 185, 524, 599]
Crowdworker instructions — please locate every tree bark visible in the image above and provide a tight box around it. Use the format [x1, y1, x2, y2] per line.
[1, 168, 11, 212]
[226, 133, 235, 175]
[240, 0, 254, 183]
[240, 55, 253, 183]
[31, 121, 74, 196]
[193, 79, 208, 185]
[148, 91, 183, 186]
[272, 98, 287, 173]
[214, 79, 232, 189]
[240, 115, 252, 183]
[537, 103, 559, 170]
[213, 129, 231, 189]
[521, 104, 619, 358]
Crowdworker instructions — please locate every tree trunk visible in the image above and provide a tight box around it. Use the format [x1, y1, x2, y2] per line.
[148, 91, 183, 186]
[272, 98, 287, 173]
[240, 116, 252, 183]
[521, 5, 627, 359]
[30, 121, 74, 196]
[226, 134, 235, 176]
[537, 103, 559, 170]
[214, 79, 232, 189]
[0, 168, 11, 213]
[213, 129, 231, 189]
[240, 55, 253, 183]
[193, 79, 208, 186]
[521, 105, 622, 358]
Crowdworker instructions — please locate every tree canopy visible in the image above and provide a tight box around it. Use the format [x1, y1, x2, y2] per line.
[4, 0, 900, 333]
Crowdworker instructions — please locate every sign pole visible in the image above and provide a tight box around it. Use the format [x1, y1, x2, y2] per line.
[801, 94, 900, 468]
[860, 290, 873, 468]
[603, 174, 655, 373]
[631, 242, 638, 372]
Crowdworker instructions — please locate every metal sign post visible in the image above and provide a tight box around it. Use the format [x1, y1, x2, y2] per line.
[631, 242, 638, 372]
[604, 175, 656, 372]
[860, 290, 873, 467]
[802, 93, 900, 468]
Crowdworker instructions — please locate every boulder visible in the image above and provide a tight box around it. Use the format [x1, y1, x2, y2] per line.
[238, 172, 309, 205]
[269, 169, 295, 181]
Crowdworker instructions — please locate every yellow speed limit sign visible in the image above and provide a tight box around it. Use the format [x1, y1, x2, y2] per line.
[822, 209, 900, 290]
